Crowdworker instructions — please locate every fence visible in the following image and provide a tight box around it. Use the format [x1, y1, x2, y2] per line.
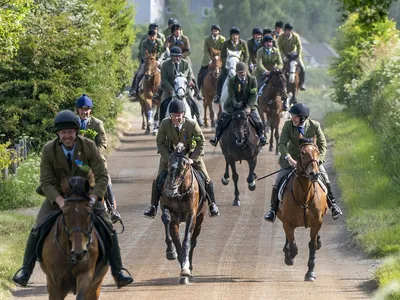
[1, 138, 30, 181]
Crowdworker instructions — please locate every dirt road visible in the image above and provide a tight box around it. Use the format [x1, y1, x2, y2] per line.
[13, 120, 378, 300]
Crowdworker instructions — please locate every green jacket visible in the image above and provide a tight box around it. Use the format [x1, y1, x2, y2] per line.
[137, 33, 165, 60]
[278, 119, 327, 168]
[224, 74, 258, 114]
[165, 34, 191, 59]
[85, 116, 107, 153]
[139, 38, 163, 61]
[277, 32, 302, 57]
[39, 136, 109, 204]
[201, 34, 226, 66]
[247, 38, 263, 65]
[156, 117, 205, 164]
[160, 58, 192, 96]
[254, 47, 283, 77]
[221, 39, 249, 68]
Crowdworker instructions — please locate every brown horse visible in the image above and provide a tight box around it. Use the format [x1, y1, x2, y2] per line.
[258, 68, 287, 154]
[283, 52, 300, 105]
[201, 48, 221, 128]
[160, 143, 207, 285]
[139, 51, 161, 134]
[277, 140, 328, 281]
[40, 177, 108, 299]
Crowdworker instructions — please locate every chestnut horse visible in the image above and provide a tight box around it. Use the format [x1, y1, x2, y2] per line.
[258, 68, 287, 154]
[139, 51, 161, 134]
[283, 52, 300, 105]
[277, 141, 328, 281]
[40, 177, 108, 299]
[160, 143, 207, 285]
[201, 48, 221, 128]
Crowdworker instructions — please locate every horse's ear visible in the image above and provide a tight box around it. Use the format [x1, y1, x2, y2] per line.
[61, 177, 71, 196]
[83, 180, 91, 195]
[227, 49, 233, 56]
[145, 49, 149, 56]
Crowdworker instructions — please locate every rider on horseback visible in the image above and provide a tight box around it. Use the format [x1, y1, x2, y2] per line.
[277, 23, 306, 91]
[163, 18, 179, 39]
[12, 110, 133, 288]
[143, 100, 219, 218]
[198, 24, 225, 90]
[213, 27, 250, 104]
[272, 20, 284, 39]
[247, 27, 263, 74]
[76, 94, 122, 224]
[263, 28, 277, 48]
[263, 103, 343, 222]
[209, 62, 268, 147]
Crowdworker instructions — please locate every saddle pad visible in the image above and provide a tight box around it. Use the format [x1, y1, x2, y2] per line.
[192, 168, 207, 202]
[157, 170, 168, 194]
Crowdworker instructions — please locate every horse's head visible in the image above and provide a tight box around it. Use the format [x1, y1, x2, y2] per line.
[210, 48, 221, 79]
[298, 139, 320, 182]
[226, 49, 242, 78]
[284, 52, 299, 84]
[164, 143, 191, 198]
[269, 68, 287, 96]
[61, 176, 94, 265]
[144, 52, 158, 80]
[173, 72, 188, 100]
[231, 110, 249, 148]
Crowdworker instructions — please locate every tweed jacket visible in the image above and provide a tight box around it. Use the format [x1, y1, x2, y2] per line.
[224, 74, 258, 114]
[277, 31, 302, 57]
[247, 38, 263, 65]
[84, 116, 107, 153]
[139, 38, 163, 61]
[278, 119, 327, 168]
[221, 39, 249, 68]
[254, 47, 283, 77]
[201, 34, 226, 66]
[165, 34, 191, 58]
[160, 58, 192, 95]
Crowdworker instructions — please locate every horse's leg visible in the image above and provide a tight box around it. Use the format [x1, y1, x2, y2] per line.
[269, 126, 274, 152]
[246, 156, 257, 191]
[221, 157, 230, 185]
[305, 222, 322, 281]
[282, 222, 298, 266]
[179, 213, 196, 284]
[229, 158, 240, 206]
[161, 208, 177, 260]
[210, 100, 216, 128]
[203, 96, 208, 128]
[188, 212, 205, 281]
[47, 277, 68, 300]
[275, 122, 280, 155]
[76, 274, 92, 300]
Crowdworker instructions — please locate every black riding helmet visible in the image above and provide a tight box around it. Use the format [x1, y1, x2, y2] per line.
[169, 100, 186, 114]
[263, 27, 272, 35]
[289, 103, 310, 122]
[168, 18, 178, 26]
[230, 27, 240, 36]
[149, 23, 158, 30]
[211, 24, 221, 31]
[252, 27, 262, 35]
[284, 23, 294, 31]
[54, 110, 80, 132]
[171, 23, 181, 34]
[263, 35, 274, 43]
[275, 21, 284, 28]
[170, 46, 182, 56]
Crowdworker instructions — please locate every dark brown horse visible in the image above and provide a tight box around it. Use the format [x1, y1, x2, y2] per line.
[277, 141, 328, 281]
[283, 52, 300, 105]
[40, 177, 108, 299]
[139, 51, 161, 134]
[220, 110, 260, 206]
[258, 69, 287, 154]
[201, 48, 221, 128]
[160, 143, 207, 284]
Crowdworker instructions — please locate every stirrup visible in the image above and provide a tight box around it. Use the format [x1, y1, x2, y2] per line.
[331, 205, 342, 220]
[143, 204, 157, 219]
[264, 210, 276, 223]
[208, 203, 220, 217]
[209, 137, 219, 147]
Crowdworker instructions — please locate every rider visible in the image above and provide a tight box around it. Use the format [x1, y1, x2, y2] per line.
[209, 62, 267, 147]
[247, 27, 263, 74]
[75, 94, 122, 224]
[277, 23, 306, 91]
[130, 28, 164, 98]
[143, 99, 219, 218]
[163, 18, 179, 38]
[139, 23, 166, 45]
[272, 21, 284, 39]
[197, 24, 226, 90]
[160, 46, 203, 126]
[12, 110, 133, 288]
[213, 27, 250, 104]
[263, 103, 343, 222]
[263, 27, 277, 48]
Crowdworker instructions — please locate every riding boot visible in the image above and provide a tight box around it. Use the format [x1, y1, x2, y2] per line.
[257, 122, 268, 146]
[192, 79, 204, 100]
[197, 65, 207, 90]
[106, 184, 122, 224]
[209, 113, 227, 146]
[205, 181, 220, 217]
[12, 229, 39, 287]
[325, 182, 342, 220]
[144, 180, 160, 218]
[108, 230, 134, 288]
[299, 66, 306, 91]
[264, 186, 279, 223]
[213, 71, 226, 103]
[129, 73, 138, 97]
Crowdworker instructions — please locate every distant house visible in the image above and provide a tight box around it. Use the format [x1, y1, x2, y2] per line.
[300, 36, 338, 67]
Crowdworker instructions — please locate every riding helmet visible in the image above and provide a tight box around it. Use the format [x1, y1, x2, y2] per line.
[171, 23, 181, 34]
[252, 27, 263, 35]
[211, 24, 221, 31]
[75, 94, 93, 108]
[284, 23, 294, 30]
[148, 29, 156, 36]
[263, 27, 272, 35]
[263, 35, 274, 43]
[169, 100, 186, 113]
[149, 23, 158, 30]
[289, 103, 310, 118]
[275, 21, 284, 28]
[230, 27, 240, 36]
[170, 46, 182, 56]
[236, 62, 247, 72]
[168, 18, 178, 26]
[54, 110, 80, 132]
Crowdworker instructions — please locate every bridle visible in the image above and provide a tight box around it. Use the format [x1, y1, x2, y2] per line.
[297, 143, 320, 180]
[167, 153, 194, 198]
[232, 111, 250, 148]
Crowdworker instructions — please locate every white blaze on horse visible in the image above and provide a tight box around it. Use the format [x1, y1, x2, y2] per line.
[165, 72, 193, 120]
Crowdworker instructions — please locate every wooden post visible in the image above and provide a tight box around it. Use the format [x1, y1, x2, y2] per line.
[10, 149, 17, 174]
[2, 167, 8, 181]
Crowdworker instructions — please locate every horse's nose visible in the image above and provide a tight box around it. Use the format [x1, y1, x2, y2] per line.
[309, 171, 319, 182]
[145, 75, 150, 80]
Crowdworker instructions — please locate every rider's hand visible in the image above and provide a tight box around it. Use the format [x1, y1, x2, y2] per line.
[89, 194, 99, 203]
[264, 70, 270, 76]
[249, 63, 254, 71]
[244, 107, 251, 114]
[188, 158, 194, 165]
[55, 195, 65, 208]
[287, 156, 297, 168]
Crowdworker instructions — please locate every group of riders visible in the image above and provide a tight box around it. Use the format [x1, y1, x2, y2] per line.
[11, 19, 343, 292]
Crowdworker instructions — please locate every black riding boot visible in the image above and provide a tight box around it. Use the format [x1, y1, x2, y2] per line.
[106, 184, 122, 224]
[192, 79, 203, 100]
[205, 181, 220, 217]
[12, 229, 39, 287]
[197, 65, 208, 90]
[264, 186, 279, 223]
[209, 113, 228, 146]
[108, 230, 134, 288]
[187, 95, 203, 127]
[299, 66, 306, 91]
[129, 73, 138, 97]
[144, 180, 160, 218]
[213, 70, 227, 103]
[257, 122, 268, 146]
[325, 182, 342, 220]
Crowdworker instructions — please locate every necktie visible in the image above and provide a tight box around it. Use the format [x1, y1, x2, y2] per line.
[67, 152, 72, 170]
[80, 119, 85, 130]
[266, 48, 271, 56]
[175, 126, 180, 135]
[297, 126, 305, 136]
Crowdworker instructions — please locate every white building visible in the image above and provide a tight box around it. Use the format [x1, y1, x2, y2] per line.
[129, 0, 166, 24]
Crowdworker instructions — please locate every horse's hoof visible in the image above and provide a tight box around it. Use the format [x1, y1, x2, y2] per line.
[179, 276, 190, 285]
[304, 272, 316, 282]
[248, 181, 256, 191]
[181, 268, 191, 277]
[141, 125, 146, 130]
[284, 257, 294, 266]
[269, 147, 273, 152]
[145, 130, 150, 135]
[233, 199, 240, 206]
[166, 250, 177, 260]
[221, 177, 230, 185]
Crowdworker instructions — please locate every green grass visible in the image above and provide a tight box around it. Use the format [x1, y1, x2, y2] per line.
[0, 212, 35, 300]
[325, 111, 400, 297]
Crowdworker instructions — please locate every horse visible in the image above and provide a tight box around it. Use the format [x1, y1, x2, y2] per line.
[160, 143, 207, 285]
[201, 48, 221, 128]
[139, 51, 161, 134]
[283, 52, 300, 106]
[40, 177, 108, 299]
[257, 68, 287, 154]
[220, 110, 260, 206]
[277, 140, 328, 281]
